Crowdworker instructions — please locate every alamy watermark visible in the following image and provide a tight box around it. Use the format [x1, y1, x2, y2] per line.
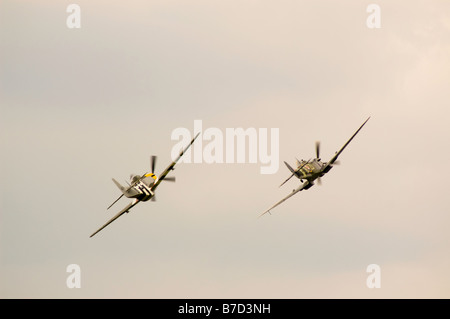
[171, 120, 279, 174]
[366, 4, 381, 29]
[66, 4, 81, 29]
[366, 264, 381, 288]
[66, 264, 81, 288]
[66, 4, 381, 30]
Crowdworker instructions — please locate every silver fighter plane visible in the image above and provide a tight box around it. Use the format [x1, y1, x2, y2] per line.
[90, 133, 200, 237]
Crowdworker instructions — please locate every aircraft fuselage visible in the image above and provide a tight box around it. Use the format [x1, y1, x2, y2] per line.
[295, 159, 329, 182]
[129, 181, 155, 201]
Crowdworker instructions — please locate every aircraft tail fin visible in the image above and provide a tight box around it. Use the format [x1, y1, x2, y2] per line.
[112, 178, 140, 198]
[284, 161, 296, 174]
[112, 178, 126, 193]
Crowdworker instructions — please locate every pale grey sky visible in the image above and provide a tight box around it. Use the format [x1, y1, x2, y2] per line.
[1, 0, 449, 298]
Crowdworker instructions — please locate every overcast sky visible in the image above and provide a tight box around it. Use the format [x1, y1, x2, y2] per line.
[1, 0, 449, 298]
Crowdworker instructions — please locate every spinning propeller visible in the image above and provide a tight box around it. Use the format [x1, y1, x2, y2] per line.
[148, 155, 176, 182]
[315, 141, 339, 185]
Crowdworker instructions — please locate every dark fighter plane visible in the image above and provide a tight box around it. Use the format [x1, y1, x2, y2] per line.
[260, 117, 370, 217]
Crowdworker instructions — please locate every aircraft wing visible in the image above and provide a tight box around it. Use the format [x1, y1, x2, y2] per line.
[151, 132, 200, 191]
[259, 181, 311, 217]
[324, 117, 370, 168]
[90, 199, 139, 238]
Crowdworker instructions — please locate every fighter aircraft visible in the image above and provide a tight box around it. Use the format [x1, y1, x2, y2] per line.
[260, 117, 370, 217]
[90, 133, 200, 237]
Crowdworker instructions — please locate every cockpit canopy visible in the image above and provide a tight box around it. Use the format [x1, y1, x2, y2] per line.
[130, 174, 141, 183]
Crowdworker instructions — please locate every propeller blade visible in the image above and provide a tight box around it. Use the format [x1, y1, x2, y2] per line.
[317, 177, 322, 185]
[163, 176, 176, 182]
[315, 141, 320, 159]
[151, 155, 157, 174]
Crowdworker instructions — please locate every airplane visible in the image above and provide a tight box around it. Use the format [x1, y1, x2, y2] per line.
[260, 117, 370, 217]
[90, 133, 200, 238]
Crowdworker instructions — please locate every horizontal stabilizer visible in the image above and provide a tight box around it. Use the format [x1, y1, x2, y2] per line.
[107, 194, 123, 210]
[280, 173, 295, 187]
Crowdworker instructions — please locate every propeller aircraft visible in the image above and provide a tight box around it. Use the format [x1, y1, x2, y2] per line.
[260, 117, 370, 217]
[90, 133, 200, 237]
